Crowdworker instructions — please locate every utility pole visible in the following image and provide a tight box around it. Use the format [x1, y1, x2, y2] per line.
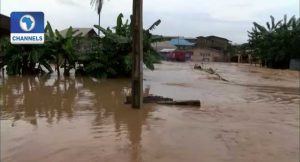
[132, 0, 143, 109]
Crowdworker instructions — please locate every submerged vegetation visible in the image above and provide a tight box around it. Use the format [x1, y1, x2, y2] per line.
[78, 13, 162, 78]
[1, 13, 162, 78]
[248, 15, 300, 69]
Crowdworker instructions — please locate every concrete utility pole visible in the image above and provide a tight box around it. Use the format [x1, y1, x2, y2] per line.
[132, 0, 143, 109]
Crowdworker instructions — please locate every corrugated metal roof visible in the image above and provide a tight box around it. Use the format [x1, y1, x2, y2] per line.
[206, 36, 229, 41]
[169, 38, 194, 46]
[59, 28, 97, 37]
[160, 49, 176, 52]
[152, 41, 177, 51]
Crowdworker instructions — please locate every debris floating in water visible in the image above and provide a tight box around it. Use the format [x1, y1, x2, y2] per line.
[125, 95, 201, 107]
[157, 100, 201, 107]
[194, 64, 228, 82]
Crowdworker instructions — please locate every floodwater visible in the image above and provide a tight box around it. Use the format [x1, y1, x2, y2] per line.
[0, 62, 299, 162]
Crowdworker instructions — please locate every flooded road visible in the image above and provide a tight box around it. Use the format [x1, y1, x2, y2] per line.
[1, 62, 299, 162]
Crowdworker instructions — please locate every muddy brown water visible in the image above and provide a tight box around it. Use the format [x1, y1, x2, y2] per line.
[0, 62, 299, 162]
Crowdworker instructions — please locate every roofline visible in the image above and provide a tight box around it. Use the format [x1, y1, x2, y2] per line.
[60, 27, 95, 31]
[206, 35, 229, 41]
[196, 35, 230, 42]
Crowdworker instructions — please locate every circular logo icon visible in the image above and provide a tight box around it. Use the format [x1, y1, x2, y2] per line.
[19, 15, 36, 32]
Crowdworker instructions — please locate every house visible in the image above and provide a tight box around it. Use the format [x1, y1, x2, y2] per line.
[152, 41, 177, 52]
[205, 36, 230, 51]
[0, 14, 10, 38]
[152, 41, 177, 60]
[191, 35, 230, 62]
[195, 35, 229, 51]
[59, 28, 98, 38]
[59, 28, 98, 54]
[168, 38, 194, 62]
[184, 37, 197, 44]
[169, 37, 194, 50]
[191, 48, 225, 62]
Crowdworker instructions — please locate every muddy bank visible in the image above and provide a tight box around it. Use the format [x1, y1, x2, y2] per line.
[1, 62, 299, 162]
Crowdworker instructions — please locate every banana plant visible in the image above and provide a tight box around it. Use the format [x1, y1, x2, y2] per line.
[1, 37, 53, 75]
[248, 15, 300, 68]
[87, 13, 162, 77]
[45, 22, 81, 76]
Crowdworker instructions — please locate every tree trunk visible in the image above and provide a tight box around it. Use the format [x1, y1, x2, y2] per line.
[98, 13, 101, 36]
[63, 59, 68, 76]
[56, 55, 60, 76]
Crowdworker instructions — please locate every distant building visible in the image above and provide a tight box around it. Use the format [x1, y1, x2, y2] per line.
[169, 38, 194, 50]
[191, 35, 230, 62]
[184, 37, 197, 44]
[152, 41, 177, 60]
[168, 38, 194, 61]
[60, 28, 98, 53]
[191, 48, 226, 62]
[157, 35, 230, 62]
[59, 28, 98, 38]
[152, 41, 177, 52]
[0, 14, 10, 38]
[196, 36, 229, 51]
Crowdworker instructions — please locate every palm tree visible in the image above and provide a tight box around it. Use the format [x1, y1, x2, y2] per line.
[90, 0, 104, 36]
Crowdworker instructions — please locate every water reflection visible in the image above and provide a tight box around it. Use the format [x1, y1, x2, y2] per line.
[1, 75, 155, 162]
[1, 62, 299, 162]
[1, 75, 77, 124]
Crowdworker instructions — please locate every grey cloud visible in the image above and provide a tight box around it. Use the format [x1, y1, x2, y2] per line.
[144, 11, 252, 43]
[3, 0, 296, 44]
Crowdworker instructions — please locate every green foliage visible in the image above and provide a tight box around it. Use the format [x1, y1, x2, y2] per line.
[1, 22, 80, 76]
[226, 43, 250, 60]
[80, 13, 162, 77]
[2, 13, 162, 78]
[45, 22, 81, 76]
[1, 37, 52, 75]
[248, 15, 300, 68]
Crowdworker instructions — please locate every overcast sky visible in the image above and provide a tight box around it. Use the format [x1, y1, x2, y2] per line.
[1, 0, 299, 43]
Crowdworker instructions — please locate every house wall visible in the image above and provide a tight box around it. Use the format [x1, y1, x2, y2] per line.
[76, 37, 99, 54]
[86, 30, 98, 37]
[196, 36, 228, 51]
[191, 48, 226, 62]
[196, 37, 211, 48]
[208, 37, 228, 50]
[151, 41, 177, 52]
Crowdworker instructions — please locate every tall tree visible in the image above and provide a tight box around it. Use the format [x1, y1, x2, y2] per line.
[248, 15, 300, 68]
[91, 0, 104, 36]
